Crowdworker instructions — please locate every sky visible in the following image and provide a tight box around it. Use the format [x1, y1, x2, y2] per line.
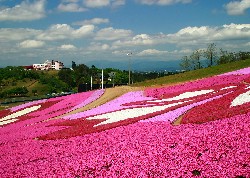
[0, 0, 250, 69]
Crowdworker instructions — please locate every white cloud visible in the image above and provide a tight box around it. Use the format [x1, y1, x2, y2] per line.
[59, 44, 77, 50]
[1, 23, 250, 66]
[112, 33, 163, 48]
[37, 24, 95, 41]
[84, 0, 125, 8]
[18, 40, 45, 48]
[95, 27, 133, 41]
[136, 49, 192, 56]
[166, 26, 214, 44]
[58, 3, 86, 12]
[217, 23, 250, 40]
[137, 0, 192, 5]
[73, 18, 109, 26]
[0, 28, 41, 42]
[111, 23, 250, 49]
[0, 0, 46, 21]
[88, 42, 110, 51]
[132, 34, 162, 45]
[225, 0, 250, 15]
[84, 0, 110, 8]
[137, 49, 168, 56]
[62, 0, 79, 2]
[173, 23, 250, 43]
[112, 0, 125, 8]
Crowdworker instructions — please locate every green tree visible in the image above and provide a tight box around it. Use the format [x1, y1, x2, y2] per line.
[32, 89, 38, 96]
[238, 51, 250, 60]
[72, 61, 76, 69]
[7, 87, 29, 96]
[58, 69, 75, 88]
[204, 43, 217, 67]
[190, 49, 203, 70]
[217, 49, 231, 64]
[74, 64, 90, 85]
[180, 55, 191, 71]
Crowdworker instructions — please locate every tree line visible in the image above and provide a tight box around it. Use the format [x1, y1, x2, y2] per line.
[0, 63, 169, 98]
[180, 43, 250, 71]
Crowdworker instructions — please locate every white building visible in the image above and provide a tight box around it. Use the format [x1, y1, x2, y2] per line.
[33, 60, 64, 70]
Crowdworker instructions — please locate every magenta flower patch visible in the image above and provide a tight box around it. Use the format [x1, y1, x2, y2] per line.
[1, 67, 250, 177]
[0, 90, 104, 127]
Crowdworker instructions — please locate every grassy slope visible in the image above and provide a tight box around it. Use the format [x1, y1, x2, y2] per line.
[133, 59, 250, 87]
[1, 70, 59, 96]
[0, 70, 59, 109]
[1, 60, 250, 111]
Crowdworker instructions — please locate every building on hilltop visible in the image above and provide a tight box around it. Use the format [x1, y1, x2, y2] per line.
[23, 65, 34, 70]
[32, 60, 64, 70]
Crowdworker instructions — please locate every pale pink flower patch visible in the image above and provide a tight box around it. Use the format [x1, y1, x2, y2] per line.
[0, 68, 250, 177]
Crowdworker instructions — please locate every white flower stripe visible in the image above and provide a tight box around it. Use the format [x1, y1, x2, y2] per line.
[87, 102, 184, 127]
[0, 119, 18, 126]
[150, 90, 214, 103]
[0, 105, 41, 122]
[230, 90, 250, 107]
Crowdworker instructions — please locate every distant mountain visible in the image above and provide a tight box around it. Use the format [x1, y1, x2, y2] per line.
[85, 59, 180, 72]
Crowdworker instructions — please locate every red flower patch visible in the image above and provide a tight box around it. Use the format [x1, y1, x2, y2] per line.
[0, 109, 11, 119]
[181, 85, 250, 124]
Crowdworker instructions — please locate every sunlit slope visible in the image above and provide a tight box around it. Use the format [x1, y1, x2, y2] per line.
[133, 59, 250, 87]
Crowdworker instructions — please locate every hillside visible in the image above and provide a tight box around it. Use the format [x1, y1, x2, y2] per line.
[133, 59, 250, 87]
[1, 59, 250, 110]
[0, 60, 250, 177]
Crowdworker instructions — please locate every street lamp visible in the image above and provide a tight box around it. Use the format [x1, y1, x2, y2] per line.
[127, 52, 132, 85]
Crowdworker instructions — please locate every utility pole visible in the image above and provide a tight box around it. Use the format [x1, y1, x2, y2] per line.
[101, 69, 104, 89]
[127, 52, 132, 85]
[91, 76, 93, 90]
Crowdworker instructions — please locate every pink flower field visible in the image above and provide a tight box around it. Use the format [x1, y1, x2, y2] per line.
[0, 68, 250, 177]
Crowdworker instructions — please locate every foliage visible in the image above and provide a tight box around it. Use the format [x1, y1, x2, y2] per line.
[179, 56, 191, 71]
[180, 43, 249, 72]
[0, 66, 39, 81]
[2, 86, 29, 97]
[190, 49, 203, 70]
[135, 58, 250, 87]
[58, 69, 75, 88]
[39, 74, 69, 93]
[204, 43, 217, 66]
[217, 50, 250, 65]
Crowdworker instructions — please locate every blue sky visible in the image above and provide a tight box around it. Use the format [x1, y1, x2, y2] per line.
[0, 0, 250, 69]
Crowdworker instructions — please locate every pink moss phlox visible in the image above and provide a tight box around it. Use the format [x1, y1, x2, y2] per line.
[145, 74, 250, 98]
[63, 91, 154, 120]
[0, 91, 99, 127]
[10, 99, 47, 112]
[181, 85, 250, 124]
[1, 69, 250, 177]
[68, 89, 105, 112]
[0, 112, 249, 177]
[141, 93, 225, 123]
[219, 66, 250, 76]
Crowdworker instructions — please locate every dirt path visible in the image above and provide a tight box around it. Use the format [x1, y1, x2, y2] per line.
[50, 84, 183, 125]
[53, 86, 143, 119]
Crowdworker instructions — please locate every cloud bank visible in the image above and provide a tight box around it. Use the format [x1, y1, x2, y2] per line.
[0, 0, 46, 21]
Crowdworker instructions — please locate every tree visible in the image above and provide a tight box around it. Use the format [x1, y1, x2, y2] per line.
[90, 65, 99, 83]
[32, 89, 38, 96]
[74, 64, 90, 85]
[180, 55, 191, 71]
[238, 51, 250, 60]
[58, 69, 75, 88]
[204, 43, 217, 67]
[217, 49, 231, 64]
[7, 87, 29, 96]
[190, 49, 202, 70]
[72, 61, 76, 69]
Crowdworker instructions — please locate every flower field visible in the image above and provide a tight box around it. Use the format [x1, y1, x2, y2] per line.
[0, 68, 250, 177]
